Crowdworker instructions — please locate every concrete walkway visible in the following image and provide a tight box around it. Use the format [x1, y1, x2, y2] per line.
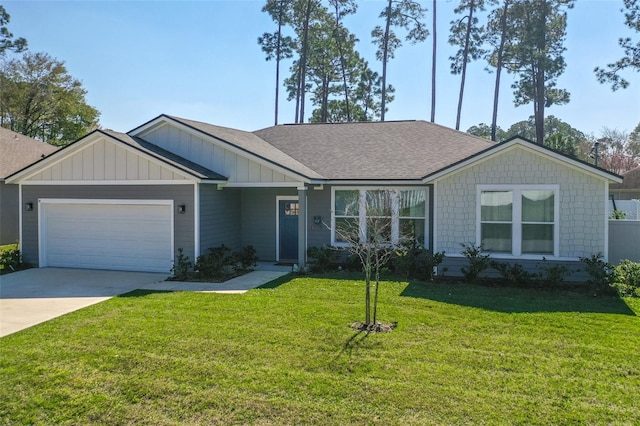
[0, 263, 291, 337]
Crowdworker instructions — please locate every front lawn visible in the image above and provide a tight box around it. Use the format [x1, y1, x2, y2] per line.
[1, 276, 639, 424]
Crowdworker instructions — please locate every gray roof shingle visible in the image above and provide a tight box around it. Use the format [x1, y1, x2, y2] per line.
[253, 120, 495, 180]
[0, 127, 58, 178]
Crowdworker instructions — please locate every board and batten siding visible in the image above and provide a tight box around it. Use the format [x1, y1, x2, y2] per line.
[0, 182, 19, 244]
[141, 124, 299, 184]
[199, 185, 241, 252]
[435, 145, 606, 259]
[21, 185, 195, 265]
[24, 139, 187, 182]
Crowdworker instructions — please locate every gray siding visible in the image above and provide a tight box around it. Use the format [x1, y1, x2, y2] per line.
[435, 146, 608, 258]
[307, 186, 332, 248]
[240, 188, 296, 261]
[0, 182, 19, 244]
[21, 185, 195, 266]
[440, 256, 589, 282]
[609, 220, 640, 264]
[199, 185, 241, 253]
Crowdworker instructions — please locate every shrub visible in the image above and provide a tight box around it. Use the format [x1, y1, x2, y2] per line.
[195, 245, 235, 279]
[235, 245, 258, 272]
[538, 261, 570, 287]
[611, 259, 640, 297]
[307, 246, 340, 273]
[393, 239, 445, 281]
[170, 248, 192, 281]
[609, 209, 627, 219]
[460, 243, 491, 282]
[0, 244, 27, 273]
[491, 261, 537, 287]
[579, 253, 615, 295]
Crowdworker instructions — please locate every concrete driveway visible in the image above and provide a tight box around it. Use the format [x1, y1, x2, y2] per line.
[0, 268, 166, 337]
[0, 265, 290, 337]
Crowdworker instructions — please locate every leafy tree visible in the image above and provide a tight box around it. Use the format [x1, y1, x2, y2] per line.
[467, 122, 506, 141]
[0, 52, 100, 145]
[0, 5, 27, 55]
[259, 0, 296, 125]
[504, 115, 585, 143]
[592, 127, 640, 174]
[595, 0, 639, 90]
[501, 0, 574, 144]
[544, 133, 577, 157]
[372, 0, 428, 121]
[449, 0, 487, 130]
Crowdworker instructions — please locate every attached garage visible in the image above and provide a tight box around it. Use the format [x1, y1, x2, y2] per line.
[39, 200, 174, 273]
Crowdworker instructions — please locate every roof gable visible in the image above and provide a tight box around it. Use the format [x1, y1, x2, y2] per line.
[6, 130, 224, 184]
[130, 115, 324, 182]
[424, 137, 622, 183]
[0, 127, 58, 179]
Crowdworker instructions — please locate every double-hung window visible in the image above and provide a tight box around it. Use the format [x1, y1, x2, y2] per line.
[332, 188, 427, 246]
[478, 185, 558, 256]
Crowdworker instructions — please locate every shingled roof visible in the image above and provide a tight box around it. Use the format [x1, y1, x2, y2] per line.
[0, 127, 58, 179]
[253, 120, 495, 180]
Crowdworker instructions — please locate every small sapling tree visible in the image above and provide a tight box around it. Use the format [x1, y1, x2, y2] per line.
[334, 189, 397, 332]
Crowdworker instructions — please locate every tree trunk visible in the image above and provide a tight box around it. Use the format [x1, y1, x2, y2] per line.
[534, 1, 547, 145]
[298, 0, 313, 123]
[491, 0, 509, 142]
[430, 0, 437, 123]
[274, 10, 283, 126]
[380, 0, 392, 122]
[455, 1, 475, 131]
[334, 4, 351, 122]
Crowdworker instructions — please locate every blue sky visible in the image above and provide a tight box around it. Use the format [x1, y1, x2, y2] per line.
[4, 0, 639, 136]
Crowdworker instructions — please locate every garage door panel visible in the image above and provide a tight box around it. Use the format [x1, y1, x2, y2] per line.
[42, 202, 173, 273]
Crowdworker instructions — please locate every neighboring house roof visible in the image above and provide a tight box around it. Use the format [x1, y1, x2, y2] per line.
[101, 129, 226, 181]
[253, 120, 495, 180]
[0, 127, 58, 179]
[610, 165, 640, 190]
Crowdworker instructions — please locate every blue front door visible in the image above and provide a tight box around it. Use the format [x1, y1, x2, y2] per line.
[279, 199, 299, 261]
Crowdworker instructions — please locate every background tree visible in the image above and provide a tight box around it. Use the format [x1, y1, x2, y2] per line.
[430, 0, 437, 122]
[595, 0, 639, 90]
[592, 127, 640, 174]
[449, 0, 486, 130]
[0, 5, 27, 55]
[372, 0, 428, 121]
[0, 52, 100, 145]
[259, 0, 296, 125]
[501, 0, 574, 144]
[328, 0, 358, 122]
[485, 0, 512, 141]
[466, 122, 506, 141]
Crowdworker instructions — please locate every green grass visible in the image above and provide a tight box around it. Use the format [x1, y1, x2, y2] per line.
[1, 275, 639, 425]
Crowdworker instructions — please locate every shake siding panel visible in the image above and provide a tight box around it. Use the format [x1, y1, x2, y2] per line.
[435, 146, 606, 258]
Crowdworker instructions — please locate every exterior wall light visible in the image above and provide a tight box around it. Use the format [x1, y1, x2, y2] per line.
[178, 205, 186, 214]
[25, 202, 33, 212]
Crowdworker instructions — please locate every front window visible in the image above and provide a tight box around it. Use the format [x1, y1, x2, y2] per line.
[332, 188, 428, 246]
[479, 186, 558, 256]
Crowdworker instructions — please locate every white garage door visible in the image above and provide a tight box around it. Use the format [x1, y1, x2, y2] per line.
[41, 201, 173, 273]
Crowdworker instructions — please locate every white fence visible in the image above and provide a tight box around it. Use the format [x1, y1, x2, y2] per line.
[609, 199, 640, 220]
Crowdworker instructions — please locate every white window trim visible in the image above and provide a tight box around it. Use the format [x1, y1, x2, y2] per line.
[476, 184, 560, 258]
[331, 187, 428, 247]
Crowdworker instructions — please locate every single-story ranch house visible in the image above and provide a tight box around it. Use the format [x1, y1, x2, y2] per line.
[6, 115, 621, 277]
[1, 127, 58, 245]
